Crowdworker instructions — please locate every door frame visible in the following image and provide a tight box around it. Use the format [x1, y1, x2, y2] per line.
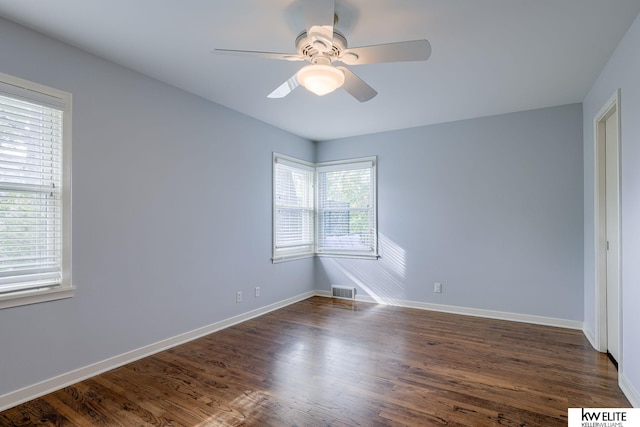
[593, 88, 621, 356]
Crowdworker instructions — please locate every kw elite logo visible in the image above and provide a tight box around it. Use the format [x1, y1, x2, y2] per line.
[568, 408, 640, 427]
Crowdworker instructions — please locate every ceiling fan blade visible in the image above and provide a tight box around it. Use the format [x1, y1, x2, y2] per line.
[213, 49, 305, 62]
[340, 39, 432, 65]
[267, 74, 300, 98]
[337, 66, 377, 102]
[304, 0, 335, 53]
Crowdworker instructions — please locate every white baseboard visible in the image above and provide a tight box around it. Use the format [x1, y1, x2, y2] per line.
[316, 290, 583, 330]
[0, 291, 315, 412]
[620, 372, 640, 408]
[0, 290, 610, 413]
[582, 325, 598, 350]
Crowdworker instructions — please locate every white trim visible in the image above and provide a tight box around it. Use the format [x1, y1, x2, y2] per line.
[273, 154, 315, 171]
[593, 88, 622, 354]
[0, 71, 69, 106]
[0, 286, 75, 310]
[0, 290, 314, 412]
[583, 324, 598, 350]
[316, 253, 379, 260]
[271, 253, 315, 263]
[315, 159, 375, 172]
[315, 290, 582, 330]
[620, 373, 640, 408]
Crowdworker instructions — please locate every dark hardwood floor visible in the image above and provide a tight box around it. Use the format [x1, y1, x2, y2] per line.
[0, 297, 629, 426]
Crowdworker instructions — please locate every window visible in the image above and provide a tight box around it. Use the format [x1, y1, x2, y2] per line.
[317, 159, 377, 257]
[272, 153, 377, 262]
[273, 155, 315, 261]
[0, 72, 73, 309]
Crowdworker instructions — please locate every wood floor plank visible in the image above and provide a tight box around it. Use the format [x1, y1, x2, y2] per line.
[0, 297, 630, 426]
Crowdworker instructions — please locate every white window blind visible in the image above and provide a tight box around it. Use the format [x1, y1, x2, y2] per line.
[273, 153, 377, 262]
[0, 86, 64, 294]
[317, 159, 377, 257]
[273, 155, 315, 260]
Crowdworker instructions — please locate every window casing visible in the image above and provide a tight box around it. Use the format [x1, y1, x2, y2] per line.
[0, 72, 73, 309]
[273, 153, 377, 262]
[316, 159, 377, 257]
[273, 155, 315, 261]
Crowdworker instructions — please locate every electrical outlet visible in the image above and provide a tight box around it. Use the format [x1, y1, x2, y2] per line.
[434, 282, 442, 293]
[236, 291, 242, 303]
[255, 286, 260, 297]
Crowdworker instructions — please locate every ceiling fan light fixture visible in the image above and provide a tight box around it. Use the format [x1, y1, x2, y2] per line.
[296, 64, 345, 96]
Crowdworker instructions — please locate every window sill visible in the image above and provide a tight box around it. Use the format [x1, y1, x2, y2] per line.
[273, 253, 379, 263]
[0, 286, 75, 309]
[272, 253, 315, 264]
[316, 253, 380, 260]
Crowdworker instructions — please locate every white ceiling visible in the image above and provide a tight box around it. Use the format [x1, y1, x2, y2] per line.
[1, 1, 639, 141]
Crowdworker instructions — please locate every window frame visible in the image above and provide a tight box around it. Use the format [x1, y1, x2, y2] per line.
[0, 71, 73, 309]
[316, 156, 378, 259]
[272, 153, 378, 263]
[272, 153, 316, 262]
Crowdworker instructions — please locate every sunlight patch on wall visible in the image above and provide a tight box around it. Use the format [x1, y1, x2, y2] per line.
[319, 233, 407, 305]
[379, 233, 406, 279]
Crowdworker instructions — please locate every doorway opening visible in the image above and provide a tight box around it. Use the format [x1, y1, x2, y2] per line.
[594, 89, 621, 366]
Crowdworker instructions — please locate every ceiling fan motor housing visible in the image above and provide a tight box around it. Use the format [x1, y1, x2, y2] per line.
[296, 30, 348, 62]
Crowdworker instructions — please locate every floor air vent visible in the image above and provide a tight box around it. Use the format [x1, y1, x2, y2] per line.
[331, 286, 356, 300]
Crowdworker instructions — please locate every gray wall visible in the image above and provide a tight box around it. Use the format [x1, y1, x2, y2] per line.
[315, 104, 584, 321]
[0, 17, 315, 395]
[583, 13, 640, 404]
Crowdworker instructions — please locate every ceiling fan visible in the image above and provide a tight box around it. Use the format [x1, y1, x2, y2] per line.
[213, 0, 431, 102]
